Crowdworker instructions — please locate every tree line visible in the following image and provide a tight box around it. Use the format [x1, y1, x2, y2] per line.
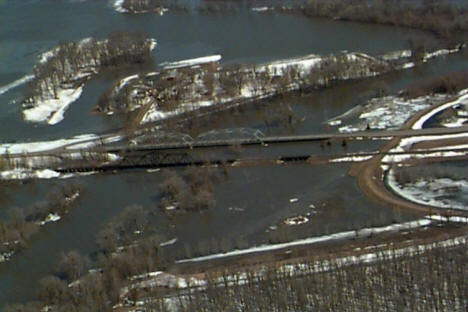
[402, 70, 468, 98]
[0, 182, 82, 262]
[3, 193, 465, 310]
[96, 51, 394, 123]
[24, 32, 153, 107]
[292, 0, 468, 42]
[121, 0, 187, 13]
[136, 242, 468, 311]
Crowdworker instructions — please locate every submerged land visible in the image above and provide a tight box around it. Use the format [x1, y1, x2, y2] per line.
[0, 0, 468, 311]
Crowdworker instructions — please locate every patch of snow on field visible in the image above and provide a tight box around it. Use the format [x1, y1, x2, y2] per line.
[442, 117, 468, 127]
[149, 38, 157, 51]
[260, 54, 321, 76]
[387, 169, 468, 210]
[381, 131, 468, 163]
[116, 74, 139, 92]
[160, 55, 222, 69]
[333, 95, 435, 133]
[23, 85, 85, 125]
[327, 119, 342, 126]
[40, 213, 61, 225]
[427, 215, 468, 224]
[0, 169, 60, 180]
[402, 62, 415, 69]
[0, 134, 100, 154]
[423, 47, 462, 61]
[281, 235, 467, 276]
[252, 7, 271, 12]
[412, 90, 468, 129]
[382, 150, 468, 164]
[380, 50, 412, 61]
[113, 0, 126, 12]
[329, 155, 373, 163]
[284, 215, 309, 225]
[160, 238, 177, 246]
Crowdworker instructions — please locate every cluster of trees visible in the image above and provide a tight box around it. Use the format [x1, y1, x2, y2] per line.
[2, 205, 167, 311]
[402, 70, 468, 98]
[96, 205, 155, 253]
[3, 195, 465, 311]
[24, 32, 153, 105]
[126, 0, 468, 43]
[294, 0, 468, 42]
[0, 182, 82, 261]
[139, 244, 467, 311]
[98, 52, 392, 123]
[121, 0, 187, 13]
[121, 0, 257, 14]
[393, 163, 468, 186]
[159, 167, 222, 213]
[6, 241, 164, 311]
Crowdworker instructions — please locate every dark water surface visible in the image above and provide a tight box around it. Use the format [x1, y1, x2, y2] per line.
[0, 0, 468, 306]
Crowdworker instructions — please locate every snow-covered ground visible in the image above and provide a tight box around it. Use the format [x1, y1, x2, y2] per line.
[160, 55, 222, 69]
[327, 46, 465, 133]
[329, 94, 447, 133]
[40, 213, 62, 225]
[23, 37, 156, 125]
[0, 168, 61, 180]
[283, 215, 309, 226]
[387, 169, 468, 211]
[329, 155, 373, 163]
[113, 0, 126, 12]
[251, 6, 272, 12]
[113, 0, 169, 14]
[0, 133, 122, 180]
[23, 85, 85, 125]
[412, 89, 468, 129]
[377, 90, 468, 209]
[120, 230, 468, 310]
[0, 133, 121, 155]
[137, 51, 385, 124]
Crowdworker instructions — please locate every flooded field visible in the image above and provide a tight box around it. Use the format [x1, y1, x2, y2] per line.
[1, 0, 467, 308]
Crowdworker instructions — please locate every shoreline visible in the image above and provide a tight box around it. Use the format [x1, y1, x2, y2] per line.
[352, 90, 468, 216]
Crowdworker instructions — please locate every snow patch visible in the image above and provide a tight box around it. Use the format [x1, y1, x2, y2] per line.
[0, 133, 101, 154]
[284, 215, 309, 226]
[160, 55, 222, 69]
[412, 90, 468, 130]
[160, 238, 177, 246]
[0, 75, 35, 95]
[252, 7, 271, 12]
[387, 170, 468, 211]
[332, 95, 438, 133]
[0, 169, 60, 180]
[40, 213, 61, 225]
[23, 84, 85, 125]
[329, 155, 373, 163]
[113, 0, 126, 12]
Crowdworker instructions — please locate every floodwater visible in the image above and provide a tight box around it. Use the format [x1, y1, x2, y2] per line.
[0, 0, 467, 306]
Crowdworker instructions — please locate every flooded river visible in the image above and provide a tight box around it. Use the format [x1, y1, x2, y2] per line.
[0, 0, 467, 306]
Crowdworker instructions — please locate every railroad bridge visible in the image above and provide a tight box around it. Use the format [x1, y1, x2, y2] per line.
[46, 125, 468, 173]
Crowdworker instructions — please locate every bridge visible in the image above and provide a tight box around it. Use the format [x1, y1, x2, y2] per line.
[95, 124, 468, 152]
[6, 125, 468, 174]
